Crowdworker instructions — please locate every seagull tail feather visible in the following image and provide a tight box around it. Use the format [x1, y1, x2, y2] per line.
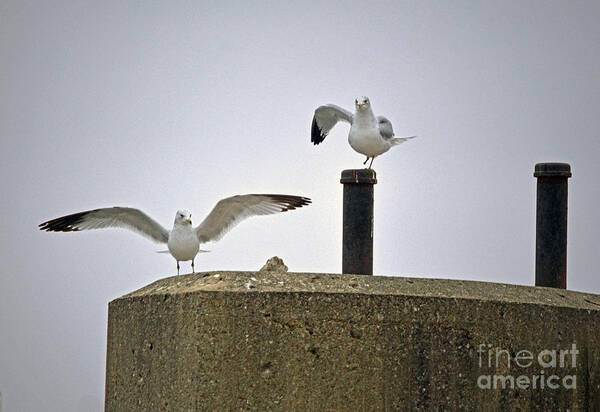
[391, 135, 417, 146]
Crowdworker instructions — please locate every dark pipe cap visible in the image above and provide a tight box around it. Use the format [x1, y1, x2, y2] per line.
[340, 169, 377, 184]
[534, 163, 572, 178]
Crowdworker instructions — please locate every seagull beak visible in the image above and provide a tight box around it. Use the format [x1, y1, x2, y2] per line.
[357, 103, 364, 109]
[186, 219, 192, 225]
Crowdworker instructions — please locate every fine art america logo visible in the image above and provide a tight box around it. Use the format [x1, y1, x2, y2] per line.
[476, 343, 578, 390]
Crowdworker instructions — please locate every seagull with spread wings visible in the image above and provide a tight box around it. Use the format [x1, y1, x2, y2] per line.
[311, 96, 416, 169]
[39, 194, 311, 274]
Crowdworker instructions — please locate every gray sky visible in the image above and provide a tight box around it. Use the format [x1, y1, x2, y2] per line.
[2, 1, 599, 410]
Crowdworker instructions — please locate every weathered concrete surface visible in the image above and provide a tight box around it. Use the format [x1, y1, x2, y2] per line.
[105, 271, 600, 411]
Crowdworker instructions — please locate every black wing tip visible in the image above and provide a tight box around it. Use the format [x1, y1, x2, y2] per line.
[38, 210, 93, 232]
[311, 116, 326, 145]
[263, 194, 312, 212]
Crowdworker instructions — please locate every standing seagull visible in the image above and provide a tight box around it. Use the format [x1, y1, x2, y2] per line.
[39, 194, 311, 275]
[311, 96, 416, 168]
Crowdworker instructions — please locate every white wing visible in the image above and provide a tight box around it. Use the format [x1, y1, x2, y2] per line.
[311, 104, 353, 145]
[39, 207, 169, 243]
[195, 194, 311, 243]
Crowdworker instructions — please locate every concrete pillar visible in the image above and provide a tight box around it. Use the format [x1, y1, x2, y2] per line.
[105, 271, 600, 411]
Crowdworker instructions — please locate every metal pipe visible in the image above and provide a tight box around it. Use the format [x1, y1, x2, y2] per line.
[340, 169, 377, 275]
[534, 163, 572, 289]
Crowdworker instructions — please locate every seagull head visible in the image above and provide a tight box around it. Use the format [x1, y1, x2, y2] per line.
[355, 96, 371, 111]
[174, 210, 192, 226]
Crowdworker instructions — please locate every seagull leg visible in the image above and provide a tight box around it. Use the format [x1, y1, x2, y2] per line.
[368, 157, 375, 169]
[363, 156, 369, 165]
[177, 261, 180, 275]
[191, 259, 195, 274]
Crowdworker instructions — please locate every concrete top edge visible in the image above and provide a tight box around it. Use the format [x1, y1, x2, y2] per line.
[116, 271, 600, 311]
